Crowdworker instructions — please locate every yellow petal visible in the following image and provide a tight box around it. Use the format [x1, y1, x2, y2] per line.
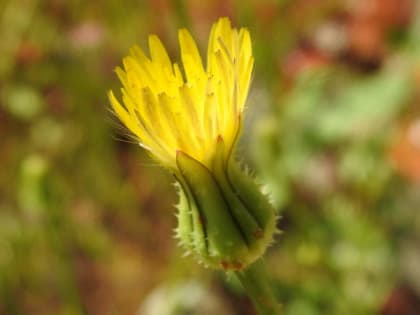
[148, 34, 172, 71]
[178, 29, 206, 82]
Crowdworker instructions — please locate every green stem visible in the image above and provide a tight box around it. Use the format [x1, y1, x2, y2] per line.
[233, 259, 281, 315]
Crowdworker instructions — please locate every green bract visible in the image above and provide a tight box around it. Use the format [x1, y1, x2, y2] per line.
[175, 137, 277, 270]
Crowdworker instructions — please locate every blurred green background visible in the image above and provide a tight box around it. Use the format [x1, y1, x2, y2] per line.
[1, 0, 420, 314]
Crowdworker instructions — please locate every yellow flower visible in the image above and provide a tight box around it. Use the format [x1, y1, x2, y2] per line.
[109, 17, 276, 271]
[108, 17, 253, 170]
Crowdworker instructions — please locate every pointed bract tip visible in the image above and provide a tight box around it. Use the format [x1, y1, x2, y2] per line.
[176, 149, 185, 158]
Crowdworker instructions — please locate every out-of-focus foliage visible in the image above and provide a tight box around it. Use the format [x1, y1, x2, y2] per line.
[1, 1, 420, 315]
[252, 1, 420, 315]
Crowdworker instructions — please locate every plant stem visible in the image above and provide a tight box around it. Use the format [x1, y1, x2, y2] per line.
[233, 259, 281, 315]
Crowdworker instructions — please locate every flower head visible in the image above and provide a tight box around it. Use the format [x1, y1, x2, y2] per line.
[109, 18, 276, 271]
[108, 17, 253, 169]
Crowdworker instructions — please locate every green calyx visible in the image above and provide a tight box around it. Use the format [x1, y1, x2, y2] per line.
[174, 137, 277, 271]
